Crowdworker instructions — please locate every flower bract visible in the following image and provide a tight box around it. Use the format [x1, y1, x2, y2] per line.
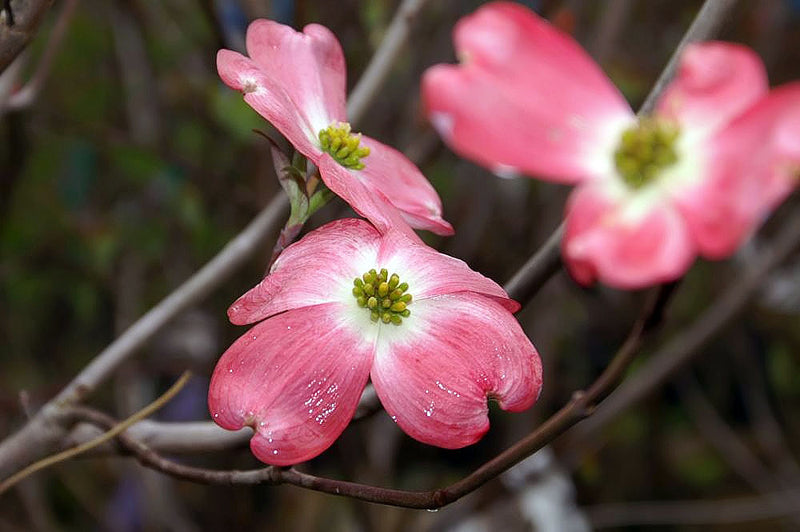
[208, 219, 542, 466]
[217, 19, 453, 236]
[422, 2, 800, 288]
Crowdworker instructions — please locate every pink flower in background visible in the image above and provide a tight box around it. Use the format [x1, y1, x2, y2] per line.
[218, 19, 453, 236]
[208, 219, 542, 466]
[422, 2, 800, 289]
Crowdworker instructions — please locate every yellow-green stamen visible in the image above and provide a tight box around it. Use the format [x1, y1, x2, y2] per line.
[352, 268, 412, 325]
[319, 122, 371, 170]
[614, 118, 680, 189]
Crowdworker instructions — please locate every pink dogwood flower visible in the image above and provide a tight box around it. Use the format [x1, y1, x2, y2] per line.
[422, 2, 800, 288]
[208, 219, 542, 466]
[218, 19, 453, 236]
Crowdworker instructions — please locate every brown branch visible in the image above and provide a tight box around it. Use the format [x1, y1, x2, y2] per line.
[733, 349, 800, 485]
[0, 0, 437, 480]
[0, 0, 77, 113]
[0, 0, 54, 73]
[345, 0, 432, 125]
[566, 204, 800, 451]
[638, 0, 737, 115]
[62, 284, 675, 509]
[0, 194, 288, 479]
[0, 0, 744, 503]
[496, 0, 737, 305]
[676, 374, 800, 527]
[11, 0, 743, 464]
[586, 490, 800, 528]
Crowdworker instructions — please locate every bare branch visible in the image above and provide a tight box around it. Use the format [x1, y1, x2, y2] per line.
[0, 195, 287, 478]
[0, 0, 437, 479]
[0, 372, 191, 495]
[0, 0, 54, 73]
[0, 0, 77, 113]
[496, 0, 738, 304]
[62, 283, 674, 509]
[504, 223, 564, 302]
[676, 374, 800, 526]
[12, 0, 744, 462]
[638, 0, 738, 115]
[586, 490, 800, 528]
[567, 204, 800, 448]
[345, 0, 431, 125]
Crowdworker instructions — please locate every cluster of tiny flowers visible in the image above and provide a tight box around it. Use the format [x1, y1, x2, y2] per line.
[613, 119, 680, 189]
[352, 268, 412, 325]
[319, 122, 371, 170]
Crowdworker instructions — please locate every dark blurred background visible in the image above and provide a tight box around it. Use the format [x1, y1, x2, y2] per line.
[2, 0, 800, 530]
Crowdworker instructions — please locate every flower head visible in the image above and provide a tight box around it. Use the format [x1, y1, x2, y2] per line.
[218, 19, 453, 236]
[208, 219, 542, 465]
[422, 2, 800, 288]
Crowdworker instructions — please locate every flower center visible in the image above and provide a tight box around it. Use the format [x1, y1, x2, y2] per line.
[613, 118, 680, 189]
[352, 268, 412, 325]
[318, 122, 371, 170]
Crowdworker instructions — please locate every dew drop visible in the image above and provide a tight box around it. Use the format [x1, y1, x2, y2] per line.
[426, 509, 439, 513]
[272, 450, 278, 455]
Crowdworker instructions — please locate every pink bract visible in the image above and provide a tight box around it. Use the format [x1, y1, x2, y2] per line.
[422, 2, 800, 289]
[208, 219, 542, 466]
[218, 19, 453, 236]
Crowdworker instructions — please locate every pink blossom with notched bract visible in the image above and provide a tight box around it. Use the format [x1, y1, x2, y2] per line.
[217, 19, 453, 237]
[208, 218, 542, 466]
[422, 2, 800, 289]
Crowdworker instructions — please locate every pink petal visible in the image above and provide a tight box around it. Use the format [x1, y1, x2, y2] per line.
[422, 2, 632, 183]
[209, 303, 375, 465]
[228, 219, 381, 325]
[563, 184, 696, 289]
[656, 42, 768, 136]
[217, 49, 320, 156]
[370, 293, 542, 448]
[317, 155, 425, 239]
[376, 228, 519, 312]
[246, 20, 346, 133]
[675, 83, 800, 258]
[358, 136, 453, 235]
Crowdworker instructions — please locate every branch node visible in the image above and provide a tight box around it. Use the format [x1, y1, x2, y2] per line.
[432, 489, 449, 509]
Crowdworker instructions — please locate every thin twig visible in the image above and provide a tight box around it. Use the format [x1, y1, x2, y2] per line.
[346, 0, 431, 125]
[0, 0, 438, 479]
[0, 372, 191, 495]
[587, 490, 800, 528]
[20, 0, 741, 461]
[676, 374, 800, 527]
[495, 0, 738, 304]
[64, 285, 675, 509]
[0, 195, 287, 478]
[567, 204, 800, 449]
[504, 223, 564, 302]
[638, 0, 737, 115]
[1, 0, 78, 113]
[0, 0, 54, 72]
[733, 349, 800, 484]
